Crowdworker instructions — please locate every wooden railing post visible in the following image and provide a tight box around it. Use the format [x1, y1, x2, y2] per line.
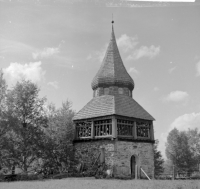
[91, 121, 94, 139]
[74, 124, 77, 140]
[112, 116, 117, 138]
[134, 122, 137, 139]
[150, 122, 154, 140]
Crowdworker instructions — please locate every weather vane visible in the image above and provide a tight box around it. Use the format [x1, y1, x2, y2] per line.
[111, 14, 114, 24]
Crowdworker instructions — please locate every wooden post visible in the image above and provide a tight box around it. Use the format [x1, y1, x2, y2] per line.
[112, 116, 116, 138]
[172, 165, 175, 180]
[132, 123, 134, 138]
[91, 121, 94, 139]
[135, 165, 138, 179]
[150, 122, 155, 140]
[152, 167, 155, 180]
[100, 147, 105, 163]
[141, 167, 151, 180]
[134, 121, 137, 139]
[74, 123, 77, 140]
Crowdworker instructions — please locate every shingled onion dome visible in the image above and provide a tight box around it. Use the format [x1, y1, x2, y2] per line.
[91, 22, 134, 92]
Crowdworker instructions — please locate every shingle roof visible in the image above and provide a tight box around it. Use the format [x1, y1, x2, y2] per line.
[73, 95, 155, 121]
[91, 25, 134, 91]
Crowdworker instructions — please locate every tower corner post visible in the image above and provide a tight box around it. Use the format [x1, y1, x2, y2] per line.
[91, 121, 94, 139]
[150, 121, 155, 140]
[112, 116, 117, 138]
[134, 121, 137, 139]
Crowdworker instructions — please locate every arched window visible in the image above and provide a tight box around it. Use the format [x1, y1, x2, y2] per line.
[104, 88, 109, 95]
[118, 88, 123, 94]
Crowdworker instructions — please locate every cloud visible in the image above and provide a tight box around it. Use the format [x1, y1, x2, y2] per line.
[196, 60, 200, 76]
[128, 67, 140, 75]
[32, 47, 60, 60]
[127, 45, 160, 60]
[47, 81, 59, 89]
[170, 112, 200, 131]
[154, 87, 159, 91]
[116, 34, 160, 60]
[87, 44, 107, 63]
[88, 34, 160, 62]
[0, 39, 35, 59]
[3, 62, 45, 86]
[160, 112, 200, 158]
[169, 66, 176, 74]
[95, 44, 107, 62]
[86, 54, 92, 60]
[162, 91, 189, 103]
[160, 132, 168, 142]
[117, 34, 138, 53]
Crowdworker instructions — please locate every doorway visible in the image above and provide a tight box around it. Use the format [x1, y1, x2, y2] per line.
[130, 155, 136, 178]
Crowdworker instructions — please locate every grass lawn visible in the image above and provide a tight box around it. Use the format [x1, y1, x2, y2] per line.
[0, 178, 199, 189]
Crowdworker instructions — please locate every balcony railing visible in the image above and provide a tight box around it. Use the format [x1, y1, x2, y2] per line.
[117, 119, 133, 136]
[75, 119, 152, 140]
[136, 122, 150, 139]
[76, 122, 92, 138]
[94, 120, 112, 137]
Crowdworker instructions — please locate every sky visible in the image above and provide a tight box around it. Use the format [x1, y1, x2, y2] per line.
[0, 0, 200, 158]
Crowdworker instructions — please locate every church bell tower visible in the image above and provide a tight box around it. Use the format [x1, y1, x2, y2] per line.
[73, 21, 155, 178]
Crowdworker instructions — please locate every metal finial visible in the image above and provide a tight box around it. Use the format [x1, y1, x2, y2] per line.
[111, 14, 114, 24]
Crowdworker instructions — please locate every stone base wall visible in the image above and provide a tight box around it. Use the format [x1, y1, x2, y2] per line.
[114, 141, 154, 178]
[74, 140, 154, 178]
[74, 140, 115, 172]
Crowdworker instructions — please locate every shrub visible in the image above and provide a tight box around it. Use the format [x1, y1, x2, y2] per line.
[155, 175, 172, 180]
[16, 174, 40, 181]
[190, 172, 200, 180]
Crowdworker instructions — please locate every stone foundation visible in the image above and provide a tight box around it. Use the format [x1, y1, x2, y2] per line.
[74, 139, 154, 178]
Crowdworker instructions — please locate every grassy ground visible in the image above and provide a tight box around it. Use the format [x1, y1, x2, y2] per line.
[0, 178, 199, 189]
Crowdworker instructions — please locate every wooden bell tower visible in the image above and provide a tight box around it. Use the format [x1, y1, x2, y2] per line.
[73, 21, 155, 178]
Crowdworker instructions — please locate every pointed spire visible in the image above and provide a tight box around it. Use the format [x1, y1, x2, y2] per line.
[91, 22, 134, 91]
[111, 14, 115, 40]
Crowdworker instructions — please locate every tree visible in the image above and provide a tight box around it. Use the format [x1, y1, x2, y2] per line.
[165, 128, 179, 167]
[0, 70, 8, 169]
[41, 101, 75, 173]
[154, 140, 164, 176]
[163, 159, 173, 175]
[2, 79, 48, 172]
[165, 128, 195, 171]
[0, 70, 8, 138]
[186, 128, 200, 169]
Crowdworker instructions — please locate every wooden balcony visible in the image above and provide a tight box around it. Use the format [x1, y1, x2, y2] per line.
[74, 117, 154, 142]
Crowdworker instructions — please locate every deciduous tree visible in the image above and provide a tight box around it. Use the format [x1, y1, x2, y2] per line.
[2, 79, 48, 172]
[165, 128, 195, 171]
[0, 70, 8, 169]
[186, 128, 200, 169]
[41, 101, 75, 173]
[154, 139, 164, 176]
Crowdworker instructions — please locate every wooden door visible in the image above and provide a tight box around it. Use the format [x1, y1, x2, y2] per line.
[130, 155, 136, 178]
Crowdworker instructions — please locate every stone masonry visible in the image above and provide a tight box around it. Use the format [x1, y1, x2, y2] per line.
[74, 140, 154, 178]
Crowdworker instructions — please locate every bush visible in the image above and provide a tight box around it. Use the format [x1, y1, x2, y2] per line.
[16, 174, 40, 181]
[190, 172, 200, 180]
[51, 173, 69, 179]
[155, 175, 172, 180]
